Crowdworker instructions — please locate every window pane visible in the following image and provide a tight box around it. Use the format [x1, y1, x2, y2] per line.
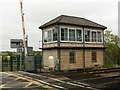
[69, 52, 75, 63]
[69, 29, 75, 41]
[85, 30, 90, 42]
[92, 51, 97, 62]
[43, 31, 48, 42]
[97, 31, 102, 42]
[92, 31, 96, 42]
[48, 30, 52, 42]
[53, 29, 57, 41]
[76, 30, 82, 41]
[61, 28, 68, 41]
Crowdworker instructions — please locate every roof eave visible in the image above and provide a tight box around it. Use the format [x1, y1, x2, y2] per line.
[39, 22, 107, 30]
[39, 23, 58, 30]
[58, 22, 107, 30]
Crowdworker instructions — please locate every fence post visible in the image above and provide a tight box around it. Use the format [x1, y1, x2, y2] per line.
[10, 56, 13, 71]
[17, 55, 20, 71]
[34, 55, 37, 73]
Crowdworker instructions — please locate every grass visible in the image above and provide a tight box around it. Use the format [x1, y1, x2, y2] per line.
[103, 63, 119, 68]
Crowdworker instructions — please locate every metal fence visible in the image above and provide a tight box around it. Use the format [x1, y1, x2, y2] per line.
[2, 54, 42, 72]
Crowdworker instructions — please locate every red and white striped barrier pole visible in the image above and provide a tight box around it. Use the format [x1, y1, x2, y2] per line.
[20, 0, 27, 70]
[20, 0, 27, 55]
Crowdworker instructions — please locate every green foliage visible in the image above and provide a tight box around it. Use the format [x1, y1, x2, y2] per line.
[104, 30, 120, 65]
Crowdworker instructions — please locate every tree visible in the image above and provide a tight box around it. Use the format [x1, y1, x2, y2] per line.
[104, 30, 120, 65]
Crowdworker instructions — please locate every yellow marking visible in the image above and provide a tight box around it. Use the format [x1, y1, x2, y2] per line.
[14, 77, 24, 80]
[3, 72, 52, 89]
[43, 85, 52, 88]
[25, 81, 52, 88]
[25, 81, 43, 87]
[14, 77, 20, 80]
[0, 84, 10, 88]
[24, 82, 33, 87]
[0, 84, 6, 88]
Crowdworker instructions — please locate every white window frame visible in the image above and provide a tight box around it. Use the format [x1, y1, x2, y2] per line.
[60, 28, 68, 41]
[97, 31, 103, 43]
[43, 30, 48, 43]
[60, 27, 83, 43]
[84, 29, 103, 43]
[44, 27, 103, 44]
[91, 30, 97, 43]
[53, 29, 58, 41]
[60, 27, 68, 42]
[47, 30, 52, 42]
[69, 28, 76, 42]
[43, 28, 58, 44]
[76, 29, 83, 42]
[84, 30, 91, 43]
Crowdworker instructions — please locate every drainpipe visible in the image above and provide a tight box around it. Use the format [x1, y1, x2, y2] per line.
[103, 30, 105, 66]
[41, 29, 43, 72]
[83, 27, 85, 70]
[57, 25, 61, 71]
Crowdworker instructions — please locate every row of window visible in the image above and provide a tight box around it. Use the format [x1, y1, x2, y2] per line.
[61, 28, 82, 41]
[44, 29, 57, 42]
[69, 51, 97, 63]
[85, 30, 102, 42]
[43, 28, 103, 43]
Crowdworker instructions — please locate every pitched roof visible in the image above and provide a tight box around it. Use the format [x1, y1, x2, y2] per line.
[39, 15, 107, 29]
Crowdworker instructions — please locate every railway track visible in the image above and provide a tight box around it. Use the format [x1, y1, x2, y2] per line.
[1, 68, 120, 90]
[9, 71, 99, 90]
[11, 70, 120, 89]
[50, 67, 120, 76]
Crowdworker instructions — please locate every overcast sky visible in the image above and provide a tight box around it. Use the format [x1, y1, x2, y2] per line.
[0, 0, 119, 52]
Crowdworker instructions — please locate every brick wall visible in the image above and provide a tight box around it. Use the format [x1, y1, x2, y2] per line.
[43, 49, 57, 67]
[61, 50, 83, 70]
[60, 49, 104, 70]
[43, 49, 104, 70]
